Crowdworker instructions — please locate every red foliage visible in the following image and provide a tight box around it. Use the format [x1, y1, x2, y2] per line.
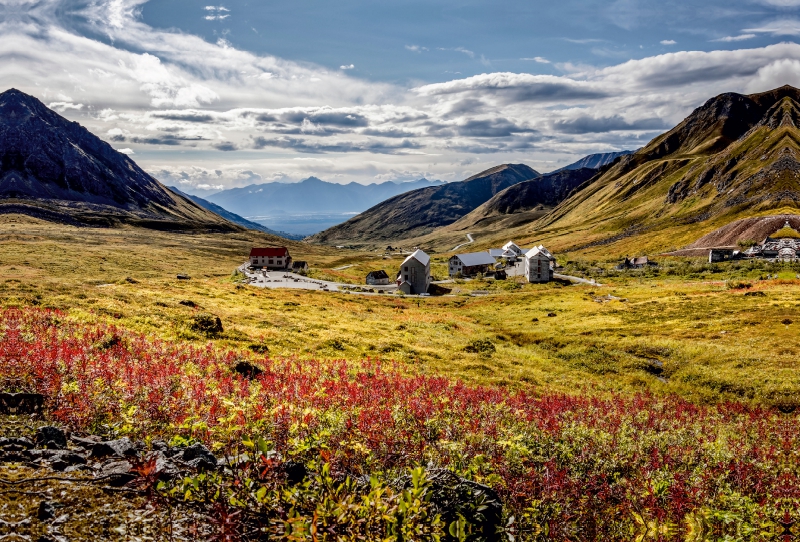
[0, 307, 793, 531]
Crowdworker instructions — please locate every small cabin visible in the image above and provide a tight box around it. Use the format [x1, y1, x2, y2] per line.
[617, 256, 655, 269]
[292, 261, 309, 272]
[396, 249, 431, 295]
[708, 249, 735, 263]
[366, 270, 390, 285]
[448, 252, 496, 277]
[249, 247, 292, 270]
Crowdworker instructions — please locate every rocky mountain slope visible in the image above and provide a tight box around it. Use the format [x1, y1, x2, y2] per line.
[307, 164, 539, 244]
[553, 151, 634, 172]
[0, 89, 238, 231]
[446, 167, 600, 232]
[206, 177, 443, 217]
[167, 186, 303, 239]
[533, 85, 800, 253]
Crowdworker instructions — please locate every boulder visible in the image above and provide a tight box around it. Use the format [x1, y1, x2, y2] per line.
[97, 460, 136, 486]
[87, 437, 137, 459]
[393, 468, 503, 538]
[180, 443, 218, 471]
[36, 426, 67, 449]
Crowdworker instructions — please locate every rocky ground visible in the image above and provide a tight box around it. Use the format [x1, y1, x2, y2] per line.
[0, 407, 223, 540]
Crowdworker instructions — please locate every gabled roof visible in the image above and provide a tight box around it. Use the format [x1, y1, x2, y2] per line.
[250, 247, 289, 257]
[633, 256, 649, 265]
[536, 245, 555, 260]
[489, 249, 517, 258]
[453, 252, 496, 266]
[367, 270, 389, 279]
[524, 247, 550, 259]
[401, 249, 430, 267]
[503, 241, 522, 253]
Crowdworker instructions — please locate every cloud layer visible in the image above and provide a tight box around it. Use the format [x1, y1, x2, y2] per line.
[2, 0, 800, 191]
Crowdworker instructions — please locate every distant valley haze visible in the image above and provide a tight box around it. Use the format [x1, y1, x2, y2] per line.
[2, 0, 800, 205]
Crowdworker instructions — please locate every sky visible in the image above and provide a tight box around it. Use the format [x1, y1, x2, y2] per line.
[2, 0, 800, 195]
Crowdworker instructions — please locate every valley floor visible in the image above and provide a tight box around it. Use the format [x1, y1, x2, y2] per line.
[0, 215, 797, 404]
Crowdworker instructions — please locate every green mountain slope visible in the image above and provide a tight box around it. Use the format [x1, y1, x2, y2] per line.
[307, 164, 539, 245]
[529, 85, 800, 255]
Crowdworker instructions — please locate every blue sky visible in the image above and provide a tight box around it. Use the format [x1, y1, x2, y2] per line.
[141, 0, 784, 83]
[2, 0, 800, 193]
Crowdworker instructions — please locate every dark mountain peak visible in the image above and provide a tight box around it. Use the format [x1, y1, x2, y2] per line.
[465, 163, 539, 183]
[0, 88, 236, 230]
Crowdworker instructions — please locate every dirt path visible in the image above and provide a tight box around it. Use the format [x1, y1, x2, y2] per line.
[452, 233, 474, 251]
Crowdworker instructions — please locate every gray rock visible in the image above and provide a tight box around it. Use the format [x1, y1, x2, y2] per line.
[180, 443, 217, 465]
[37, 501, 55, 521]
[393, 468, 503, 538]
[88, 437, 137, 459]
[186, 456, 216, 471]
[97, 460, 136, 487]
[36, 426, 67, 449]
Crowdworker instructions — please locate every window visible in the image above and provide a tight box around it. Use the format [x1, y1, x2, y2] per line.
[404, 266, 408, 271]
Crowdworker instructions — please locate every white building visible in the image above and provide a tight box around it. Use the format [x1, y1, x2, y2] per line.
[397, 249, 431, 294]
[448, 252, 496, 277]
[524, 246, 554, 283]
[502, 241, 524, 257]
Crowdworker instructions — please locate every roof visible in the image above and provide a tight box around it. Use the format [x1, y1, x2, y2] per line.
[400, 249, 430, 267]
[453, 252, 496, 266]
[250, 247, 289, 258]
[524, 247, 549, 259]
[292, 260, 308, 266]
[489, 249, 516, 258]
[367, 270, 389, 279]
[536, 245, 555, 260]
[503, 241, 522, 252]
[633, 256, 649, 265]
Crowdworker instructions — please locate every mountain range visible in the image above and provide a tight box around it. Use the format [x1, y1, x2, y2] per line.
[167, 186, 305, 240]
[308, 164, 542, 244]
[0, 89, 237, 231]
[204, 177, 444, 218]
[309, 152, 630, 246]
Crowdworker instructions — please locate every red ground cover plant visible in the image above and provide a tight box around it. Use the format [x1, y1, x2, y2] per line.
[1, 307, 796, 539]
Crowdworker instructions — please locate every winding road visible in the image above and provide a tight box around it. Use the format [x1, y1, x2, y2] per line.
[452, 233, 474, 251]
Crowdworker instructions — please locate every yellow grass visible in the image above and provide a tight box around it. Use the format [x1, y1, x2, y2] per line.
[1, 215, 798, 405]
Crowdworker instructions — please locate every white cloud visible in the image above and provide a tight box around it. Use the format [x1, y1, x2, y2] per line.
[756, 0, 800, 5]
[340, 64, 355, 70]
[5, 0, 800, 186]
[661, 40, 677, 45]
[438, 47, 475, 58]
[48, 101, 84, 112]
[116, 148, 135, 154]
[744, 18, 800, 36]
[712, 34, 757, 42]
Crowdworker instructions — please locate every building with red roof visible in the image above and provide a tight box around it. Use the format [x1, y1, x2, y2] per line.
[249, 247, 292, 270]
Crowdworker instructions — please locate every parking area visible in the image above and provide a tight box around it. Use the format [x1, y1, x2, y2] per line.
[238, 265, 399, 295]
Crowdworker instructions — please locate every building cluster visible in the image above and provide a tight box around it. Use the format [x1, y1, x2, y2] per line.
[388, 241, 556, 294]
[248, 240, 556, 297]
[708, 221, 800, 263]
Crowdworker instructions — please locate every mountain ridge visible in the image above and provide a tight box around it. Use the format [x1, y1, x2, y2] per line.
[167, 186, 304, 239]
[205, 176, 444, 218]
[528, 85, 800, 255]
[0, 88, 238, 231]
[307, 163, 540, 245]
